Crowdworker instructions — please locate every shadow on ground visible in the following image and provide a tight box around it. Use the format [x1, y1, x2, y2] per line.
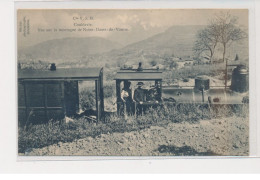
[157, 145, 220, 156]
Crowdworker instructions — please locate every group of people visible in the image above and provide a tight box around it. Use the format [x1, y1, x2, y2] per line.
[120, 81, 161, 116]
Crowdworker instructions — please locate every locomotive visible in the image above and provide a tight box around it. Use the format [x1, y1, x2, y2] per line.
[115, 63, 249, 117]
[162, 65, 249, 106]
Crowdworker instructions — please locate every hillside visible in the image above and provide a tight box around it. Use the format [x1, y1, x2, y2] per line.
[123, 25, 203, 56]
[18, 37, 122, 60]
[18, 25, 248, 68]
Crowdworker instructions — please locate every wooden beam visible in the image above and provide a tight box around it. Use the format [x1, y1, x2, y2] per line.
[18, 107, 63, 110]
[75, 81, 79, 113]
[95, 80, 100, 122]
[60, 82, 66, 117]
[19, 77, 100, 82]
[116, 80, 121, 115]
[23, 83, 28, 125]
[100, 68, 104, 117]
[43, 83, 48, 121]
[159, 80, 162, 99]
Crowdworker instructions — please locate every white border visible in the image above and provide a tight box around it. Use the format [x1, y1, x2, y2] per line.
[0, 0, 259, 173]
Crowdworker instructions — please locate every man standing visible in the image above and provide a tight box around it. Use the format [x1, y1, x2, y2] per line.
[121, 81, 133, 116]
[134, 82, 146, 115]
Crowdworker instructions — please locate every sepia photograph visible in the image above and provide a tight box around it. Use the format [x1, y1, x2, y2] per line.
[17, 9, 249, 156]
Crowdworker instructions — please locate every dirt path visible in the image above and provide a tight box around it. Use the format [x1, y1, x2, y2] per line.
[27, 116, 249, 156]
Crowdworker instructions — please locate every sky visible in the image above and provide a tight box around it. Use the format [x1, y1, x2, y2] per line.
[17, 9, 248, 49]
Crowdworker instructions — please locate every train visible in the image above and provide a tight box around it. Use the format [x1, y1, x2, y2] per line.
[116, 63, 249, 116]
[18, 62, 249, 125]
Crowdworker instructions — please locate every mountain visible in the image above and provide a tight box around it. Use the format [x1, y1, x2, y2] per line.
[105, 25, 248, 67]
[110, 25, 204, 57]
[18, 25, 248, 68]
[99, 25, 204, 67]
[18, 37, 122, 60]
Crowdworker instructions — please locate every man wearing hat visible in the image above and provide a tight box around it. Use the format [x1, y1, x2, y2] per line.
[134, 82, 146, 115]
[121, 81, 133, 116]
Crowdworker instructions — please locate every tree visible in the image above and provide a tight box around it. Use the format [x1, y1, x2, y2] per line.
[211, 12, 247, 89]
[235, 54, 239, 61]
[193, 26, 219, 63]
[211, 12, 247, 63]
[194, 11, 247, 89]
[150, 60, 157, 67]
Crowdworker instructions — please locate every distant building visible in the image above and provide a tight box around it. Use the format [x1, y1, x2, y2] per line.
[184, 59, 194, 66]
[176, 61, 186, 69]
[199, 57, 211, 64]
[172, 57, 181, 62]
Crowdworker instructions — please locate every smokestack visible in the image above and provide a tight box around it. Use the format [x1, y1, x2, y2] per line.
[50, 63, 56, 71]
[137, 62, 143, 71]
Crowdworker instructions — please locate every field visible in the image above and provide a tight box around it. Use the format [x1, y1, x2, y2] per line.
[24, 116, 249, 156]
[18, 103, 249, 156]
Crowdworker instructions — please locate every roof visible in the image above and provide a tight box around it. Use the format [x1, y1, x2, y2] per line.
[115, 69, 163, 81]
[18, 68, 102, 81]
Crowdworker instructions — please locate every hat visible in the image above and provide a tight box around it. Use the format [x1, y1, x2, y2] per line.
[137, 82, 144, 86]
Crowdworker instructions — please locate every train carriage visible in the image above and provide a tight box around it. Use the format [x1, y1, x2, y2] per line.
[18, 65, 104, 126]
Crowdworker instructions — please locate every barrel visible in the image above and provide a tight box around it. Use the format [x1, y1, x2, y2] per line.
[195, 76, 210, 91]
[230, 65, 249, 93]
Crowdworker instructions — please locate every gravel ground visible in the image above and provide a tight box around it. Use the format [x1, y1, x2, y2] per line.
[26, 116, 249, 156]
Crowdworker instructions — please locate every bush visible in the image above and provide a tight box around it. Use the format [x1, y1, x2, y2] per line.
[79, 88, 95, 111]
[149, 60, 157, 67]
[164, 63, 226, 83]
[103, 84, 116, 98]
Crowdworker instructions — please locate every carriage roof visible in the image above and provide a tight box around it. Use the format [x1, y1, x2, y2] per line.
[18, 68, 102, 81]
[115, 69, 163, 81]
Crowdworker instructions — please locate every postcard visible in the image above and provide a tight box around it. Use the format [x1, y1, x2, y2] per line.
[17, 9, 249, 156]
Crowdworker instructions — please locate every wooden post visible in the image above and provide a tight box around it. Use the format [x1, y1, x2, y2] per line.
[158, 80, 162, 100]
[60, 82, 66, 117]
[116, 80, 121, 115]
[100, 69, 104, 117]
[95, 80, 100, 122]
[75, 81, 79, 113]
[201, 88, 205, 103]
[43, 82, 48, 121]
[23, 82, 28, 125]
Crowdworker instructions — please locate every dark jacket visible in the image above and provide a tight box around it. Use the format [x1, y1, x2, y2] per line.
[134, 88, 146, 102]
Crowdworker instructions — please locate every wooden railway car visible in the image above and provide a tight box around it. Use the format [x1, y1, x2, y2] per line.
[18, 66, 104, 126]
[114, 63, 163, 116]
[18, 62, 248, 124]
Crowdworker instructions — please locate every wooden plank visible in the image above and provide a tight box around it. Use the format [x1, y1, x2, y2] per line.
[46, 83, 63, 107]
[19, 77, 99, 82]
[100, 68, 104, 115]
[60, 82, 66, 116]
[26, 83, 44, 107]
[18, 83, 26, 106]
[43, 83, 48, 121]
[23, 83, 28, 123]
[75, 81, 79, 113]
[19, 107, 63, 110]
[19, 68, 101, 79]
[159, 80, 162, 99]
[116, 80, 121, 115]
[95, 80, 99, 122]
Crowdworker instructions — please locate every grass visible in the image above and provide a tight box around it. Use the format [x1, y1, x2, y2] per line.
[79, 83, 116, 111]
[164, 63, 226, 81]
[18, 103, 249, 153]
